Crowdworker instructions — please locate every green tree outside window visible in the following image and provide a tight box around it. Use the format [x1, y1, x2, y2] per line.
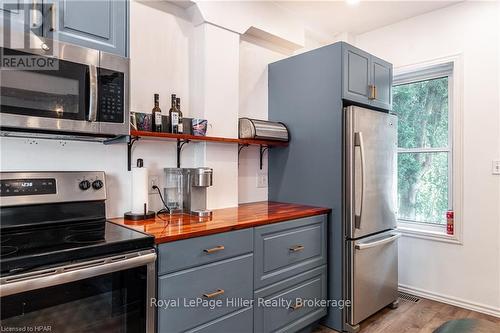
[394, 77, 450, 224]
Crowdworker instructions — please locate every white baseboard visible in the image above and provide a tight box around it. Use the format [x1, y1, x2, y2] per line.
[398, 284, 500, 318]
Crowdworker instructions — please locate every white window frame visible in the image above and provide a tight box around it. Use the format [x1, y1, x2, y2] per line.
[393, 55, 463, 244]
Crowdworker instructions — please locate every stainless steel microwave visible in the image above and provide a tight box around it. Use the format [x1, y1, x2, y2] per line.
[0, 40, 129, 139]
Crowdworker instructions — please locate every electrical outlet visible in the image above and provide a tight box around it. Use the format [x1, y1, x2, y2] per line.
[256, 172, 268, 188]
[493, 160, 500, 175]
[149, 175, 160, 193]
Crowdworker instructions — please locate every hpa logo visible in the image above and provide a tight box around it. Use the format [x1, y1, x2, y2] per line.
[1, 1, 58, 70]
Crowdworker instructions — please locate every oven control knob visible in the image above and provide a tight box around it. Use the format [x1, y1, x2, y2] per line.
[92, 180, 104, 190]
[79, 180, 91, 191]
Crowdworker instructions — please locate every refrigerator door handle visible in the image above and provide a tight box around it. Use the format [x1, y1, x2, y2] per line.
[355, 233, 401, 250]
[354, 131, 365, 228]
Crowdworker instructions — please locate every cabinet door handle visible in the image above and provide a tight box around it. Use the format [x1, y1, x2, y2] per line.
[49, 3, 56, 32]
[31, 0, 39, 28]
[289, 300, 303, 310]
[368, 85, 376, 100]
[202, 289, 225, 298]
[203, 245, 225, 254]
[289, 245, 304, 252]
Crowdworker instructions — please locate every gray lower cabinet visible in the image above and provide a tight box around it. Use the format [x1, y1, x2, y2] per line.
[158, 254, 253, 333]
[342, 42, 392, 110]
[254, 215, 327, 289]
[157, 215, 327, 333]
[185, 307, 253, 333]
[158, 229, 253, 275]
[254, 266, 327, 333]
[44, 0, 128, 57]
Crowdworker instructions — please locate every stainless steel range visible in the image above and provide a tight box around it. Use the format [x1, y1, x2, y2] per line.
[0, 171, 156, 333]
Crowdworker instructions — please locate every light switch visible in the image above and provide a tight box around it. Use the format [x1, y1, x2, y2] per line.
[493, 160, 500, 175]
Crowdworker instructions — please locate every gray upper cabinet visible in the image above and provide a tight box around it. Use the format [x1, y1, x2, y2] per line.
[342, 43, 371, 103]
[0, 0, 24, 25]
[342, 43, 393, 111]
[0, 1, 44, 36]
[43, 0, 128, 57]
[370, 56, 392, 110]
[1, 1, 128, 57]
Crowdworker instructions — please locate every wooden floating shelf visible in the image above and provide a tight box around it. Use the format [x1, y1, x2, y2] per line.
[107, 130, 289, 171]
[130, 130, 289, 147]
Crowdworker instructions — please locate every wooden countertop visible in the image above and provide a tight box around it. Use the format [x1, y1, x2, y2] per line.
[109, 201, 330, 244]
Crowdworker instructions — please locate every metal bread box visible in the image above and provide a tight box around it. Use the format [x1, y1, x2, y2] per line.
[238, 118, 289, 142]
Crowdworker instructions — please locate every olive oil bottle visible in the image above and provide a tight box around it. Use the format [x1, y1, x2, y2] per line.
[176, 97, 183, 134]
[169, 94, 180, 133]
[152, 94, 162, 132]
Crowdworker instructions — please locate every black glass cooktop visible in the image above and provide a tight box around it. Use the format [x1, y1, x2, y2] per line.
[0, 221, 154, 277]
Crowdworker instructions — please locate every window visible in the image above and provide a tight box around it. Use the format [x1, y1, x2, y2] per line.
[393, 61, 460, 240]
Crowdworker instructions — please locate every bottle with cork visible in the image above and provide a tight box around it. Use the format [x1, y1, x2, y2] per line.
[152, 94, 162, 132]
[176, 97, 183, 134]
[169, 94, 180, 134]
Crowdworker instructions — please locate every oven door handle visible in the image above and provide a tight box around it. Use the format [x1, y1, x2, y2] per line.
[88, 64, 98, 122]
[0, 250, 156, 297]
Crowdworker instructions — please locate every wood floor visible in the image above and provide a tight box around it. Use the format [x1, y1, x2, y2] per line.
[313, 297, 500, 333]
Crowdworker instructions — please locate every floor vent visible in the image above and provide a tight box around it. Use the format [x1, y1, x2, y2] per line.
[398, 291, 421, 303]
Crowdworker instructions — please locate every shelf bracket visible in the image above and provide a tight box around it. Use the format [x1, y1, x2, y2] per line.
[259, 145, 269, 170]
[176, 138, 190, 168]
[238, 144, 249, 166]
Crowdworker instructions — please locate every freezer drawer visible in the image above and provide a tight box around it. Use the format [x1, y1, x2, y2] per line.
[346, 231, 400, 326]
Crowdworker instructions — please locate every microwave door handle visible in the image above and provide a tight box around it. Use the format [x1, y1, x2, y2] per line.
[88, 64, 98, 122]
[354, 131, 365, 229]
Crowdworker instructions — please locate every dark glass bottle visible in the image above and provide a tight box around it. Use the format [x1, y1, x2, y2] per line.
[176, 97, 183, 134]
[152, 94, 162, 132]
[169, 94, 179, 134]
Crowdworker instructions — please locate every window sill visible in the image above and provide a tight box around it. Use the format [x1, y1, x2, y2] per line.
[397, 222, 462, 245]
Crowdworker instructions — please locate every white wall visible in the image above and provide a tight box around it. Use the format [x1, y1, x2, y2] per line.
[238, 36, 289, 203]
[130, 1, 192, 115]
[0, 0, 314, 214]
[1, 1, 198, 217]
[191, 23, 241, 209]
[355, 1, 500, 315]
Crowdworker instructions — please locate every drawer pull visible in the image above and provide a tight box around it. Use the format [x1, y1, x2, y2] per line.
[289, 245, 305, 252]
[203, 245, 225, 254]
[289, 300, 303, 311]
[203, 289, 225, 298]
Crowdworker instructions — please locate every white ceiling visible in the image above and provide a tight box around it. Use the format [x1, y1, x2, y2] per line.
[274, 1, 461, 37]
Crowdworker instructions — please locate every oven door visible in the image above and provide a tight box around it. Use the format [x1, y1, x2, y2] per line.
[0, 42, 100, 135]
[0, 250, 156, 333]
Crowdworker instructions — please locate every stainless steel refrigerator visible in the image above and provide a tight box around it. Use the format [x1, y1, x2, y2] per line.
[343, 105, 400, 332]
[268, 41, 399, 332]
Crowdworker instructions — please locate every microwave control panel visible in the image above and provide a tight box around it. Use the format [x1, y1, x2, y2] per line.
[98, 68, 124, 123]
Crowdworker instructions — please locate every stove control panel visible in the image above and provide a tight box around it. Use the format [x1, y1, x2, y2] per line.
[0, 172, 106, 207]
[0, 178, 56, 197]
